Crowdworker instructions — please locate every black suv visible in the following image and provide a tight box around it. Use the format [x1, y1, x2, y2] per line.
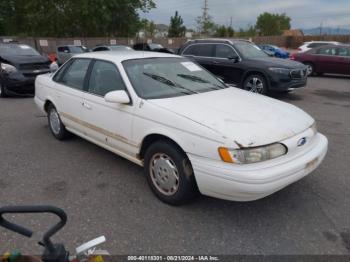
[178, 39, 307, 94]
[0, 43, 50, 97]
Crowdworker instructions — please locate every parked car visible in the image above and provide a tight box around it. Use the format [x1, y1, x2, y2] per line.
[56, 45, 90, 65]
[178, 39, 307, 94]
[133, 43, 174, 54]
[258, 44, 290, 59]
[35, 51, 328, 205]
[291, 44, 350, 76]
[92, 45, 134, 52]
[297, 41, 340, 53]
[0, 43, 50, 97]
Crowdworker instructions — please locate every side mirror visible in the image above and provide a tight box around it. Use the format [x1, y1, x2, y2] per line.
[104, 90, 130, 104]
[228, 55, 239, 62]
[50, 62, 59, 73]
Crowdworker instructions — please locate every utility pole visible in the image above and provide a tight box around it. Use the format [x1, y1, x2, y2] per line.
[319, 21, 323, 36]
[230, 16, 233, 28]
[202, 0, 209, 21]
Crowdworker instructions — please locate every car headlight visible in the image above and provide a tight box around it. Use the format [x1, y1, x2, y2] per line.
[218, 143, 287, 164]
[268, 67, 290, 75]
[1, 63, 18, 74]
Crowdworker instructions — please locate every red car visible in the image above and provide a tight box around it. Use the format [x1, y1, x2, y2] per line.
[291, 44, 350, 76]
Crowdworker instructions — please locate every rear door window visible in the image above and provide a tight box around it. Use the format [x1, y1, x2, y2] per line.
[317, 47, 337, 56]
[58, 59, 91, 90]
[183, 44, 214, 57]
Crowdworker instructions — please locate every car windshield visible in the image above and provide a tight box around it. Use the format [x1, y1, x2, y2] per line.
[123, 57, 227, 99]
[149, 43, 164, 50]
[110, 46, 133, 51]
[235, 42, 269, 59]
[0, 44, 40, 56]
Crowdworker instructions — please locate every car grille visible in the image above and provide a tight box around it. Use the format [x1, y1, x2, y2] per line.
[290, 68, 307, 79]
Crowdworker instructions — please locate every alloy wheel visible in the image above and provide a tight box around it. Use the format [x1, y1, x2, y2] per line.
[246, 77, 264, 94]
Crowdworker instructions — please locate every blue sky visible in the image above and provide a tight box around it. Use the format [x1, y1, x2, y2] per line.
[141, 0, 350, 30]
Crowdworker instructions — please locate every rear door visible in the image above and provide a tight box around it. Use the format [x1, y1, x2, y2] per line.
[315, 46, 339, 74]
[336, 47, 350, 75]
[81, 59, 137, 157]
[53, 58, 92, 134]
[181, 43, 215, 73]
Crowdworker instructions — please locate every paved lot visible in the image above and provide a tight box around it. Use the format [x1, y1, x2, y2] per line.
[1, 76, 350, 255]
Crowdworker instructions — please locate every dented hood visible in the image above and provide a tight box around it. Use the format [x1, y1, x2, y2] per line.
[149, 88, 314, 147]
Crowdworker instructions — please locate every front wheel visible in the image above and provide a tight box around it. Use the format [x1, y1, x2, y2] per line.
[243, 74, 267, 94]
[144, 140, 198, 205]
[47, 104, 69, 140]
[304, 63, 315, 76]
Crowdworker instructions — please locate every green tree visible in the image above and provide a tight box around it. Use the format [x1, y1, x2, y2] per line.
[168, 11, 186, 37]
[214, 25, 234, 37]
[196, 15, 216, 36]
[0, 0, 155, 37]
[256, 12, 291, 36]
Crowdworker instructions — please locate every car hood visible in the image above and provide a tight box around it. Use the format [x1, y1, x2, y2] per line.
[149, 88, 314, 147]
[0, 54, 49, 65]
[248, 57, 304, 68]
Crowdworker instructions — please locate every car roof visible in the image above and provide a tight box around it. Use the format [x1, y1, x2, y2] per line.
[75, 50, 180, 63]
[185, 38, 251, 45]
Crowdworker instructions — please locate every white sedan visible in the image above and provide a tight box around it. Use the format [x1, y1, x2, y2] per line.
[34, 51, 328, 205]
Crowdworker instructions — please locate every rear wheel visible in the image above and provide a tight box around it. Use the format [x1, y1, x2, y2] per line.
[47, 104, 69, 140]
[243, 74, 267, 95]
[144, 140, 198, 205]
[0, 83, 7, 98]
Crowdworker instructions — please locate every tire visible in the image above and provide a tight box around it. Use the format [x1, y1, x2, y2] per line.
[243, 74, 267, 95]
[47, 104, 69, 140]
[304, 62, 315, 76]
[144, 140, 198, 205]
[0, 83, 7, 98]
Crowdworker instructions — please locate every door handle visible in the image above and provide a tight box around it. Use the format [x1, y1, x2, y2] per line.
[82, 102, 92, 110]
[213, 61, 221, 64]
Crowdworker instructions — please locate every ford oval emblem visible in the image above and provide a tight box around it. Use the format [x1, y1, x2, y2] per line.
[297, 137, 307, 147]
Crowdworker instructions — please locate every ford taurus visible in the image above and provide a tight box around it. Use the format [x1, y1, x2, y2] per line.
[34, 51, 328, 205]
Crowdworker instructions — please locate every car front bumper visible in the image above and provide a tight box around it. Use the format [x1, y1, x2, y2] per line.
[269, 74, 307, 92]
[188, 133, 328, 202]
[1, 71, 49, 96]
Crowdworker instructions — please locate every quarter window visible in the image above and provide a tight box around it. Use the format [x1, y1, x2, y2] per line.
[338, 48, 350, 57]
[59, 59, 91, 90]
[88, 60, 126, 96]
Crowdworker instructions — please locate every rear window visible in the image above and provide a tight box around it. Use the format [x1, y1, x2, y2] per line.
[0, 44, 40, 56]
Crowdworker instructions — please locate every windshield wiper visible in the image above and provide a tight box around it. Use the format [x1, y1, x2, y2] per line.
[143, 72, 198, 95]
[177, 74, 210, 83]
[177, 73, 225, 91]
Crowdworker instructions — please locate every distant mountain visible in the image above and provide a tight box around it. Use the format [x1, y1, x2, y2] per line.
[303, 27, 350, 35]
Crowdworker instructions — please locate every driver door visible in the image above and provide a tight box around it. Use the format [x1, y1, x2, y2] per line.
[80, 59, 137, 157]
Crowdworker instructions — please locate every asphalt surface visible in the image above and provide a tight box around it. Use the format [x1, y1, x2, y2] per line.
[0, 75, 350, 256]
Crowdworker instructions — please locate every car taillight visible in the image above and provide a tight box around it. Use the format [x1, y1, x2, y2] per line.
[297, 48, 302, 51]
[290, 53, 296, 60]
